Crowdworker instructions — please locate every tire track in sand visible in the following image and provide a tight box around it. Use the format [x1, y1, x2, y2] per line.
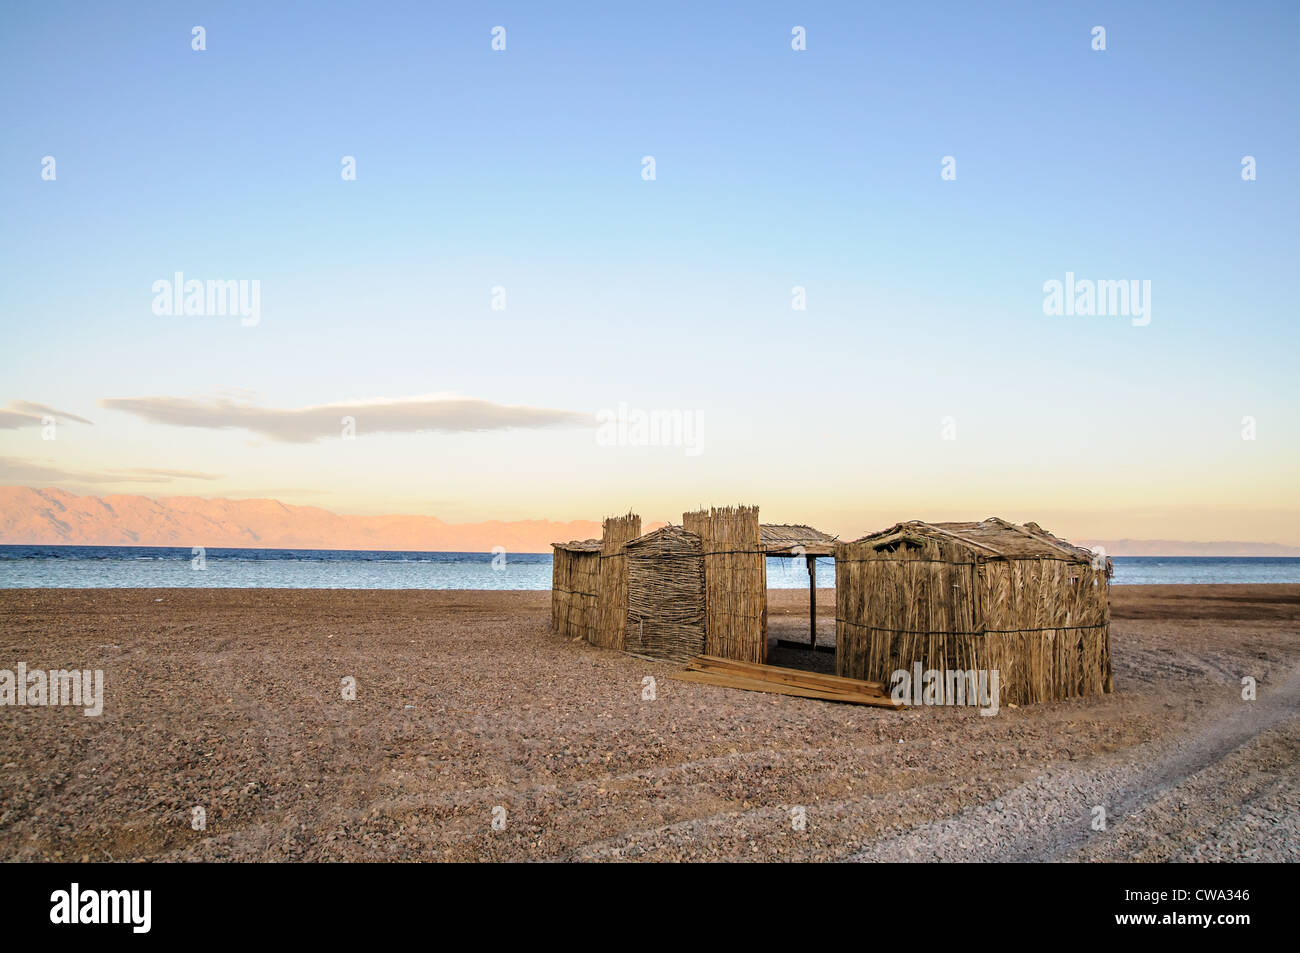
[849, 663, 1300, 862]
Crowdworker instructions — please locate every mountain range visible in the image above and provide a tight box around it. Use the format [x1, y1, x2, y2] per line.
[0, 487, 603, 553]
[1, 487, 1297, 556]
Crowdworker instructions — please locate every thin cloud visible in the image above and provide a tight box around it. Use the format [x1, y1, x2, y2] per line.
[0, 411, 36, 430]
[98, 395, 592, 443]
[0, 457, 222, 485]
[108, 467, 222, 480]
[0, 402, 94, 429]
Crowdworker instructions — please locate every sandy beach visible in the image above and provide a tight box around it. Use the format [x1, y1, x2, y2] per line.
[1, 584, 1297, 862]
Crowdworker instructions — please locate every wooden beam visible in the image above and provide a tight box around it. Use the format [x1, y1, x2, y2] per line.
[688, 655, 888, 694]
[669, 669, 903, 708]
[807, 553, 817, 648]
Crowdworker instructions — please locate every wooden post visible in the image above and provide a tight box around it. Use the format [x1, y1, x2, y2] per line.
[807, 553, 817, 647]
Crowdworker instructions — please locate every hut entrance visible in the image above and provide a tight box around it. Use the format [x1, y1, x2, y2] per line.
[759, 524, 838, 673]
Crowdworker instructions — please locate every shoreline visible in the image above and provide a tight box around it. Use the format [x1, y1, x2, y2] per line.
[4, 580, 1300, 591]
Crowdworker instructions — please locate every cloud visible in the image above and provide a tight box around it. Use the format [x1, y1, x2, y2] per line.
[0, 457, 221, 485]
[0, 411, 36, 429]
[99, 394, 592, 443]
[113, 468, 223, 480]
[0, 402, 94, 429]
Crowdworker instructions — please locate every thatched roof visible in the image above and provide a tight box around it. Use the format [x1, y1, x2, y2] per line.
[760, 523, 837, 556]
[551, 538, 601, 553]
[851, 517, 1096, 562]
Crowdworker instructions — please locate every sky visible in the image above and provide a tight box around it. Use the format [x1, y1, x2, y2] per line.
[1, 0, 1297, 544]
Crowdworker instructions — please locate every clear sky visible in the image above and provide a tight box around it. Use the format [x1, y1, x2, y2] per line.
[1, 1, 1297, 544]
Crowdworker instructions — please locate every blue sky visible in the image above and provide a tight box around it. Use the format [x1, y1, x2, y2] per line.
[1, 1, 1297, 543]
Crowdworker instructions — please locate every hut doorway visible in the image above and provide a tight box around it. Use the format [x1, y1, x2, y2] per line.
[759, 525, 838, 674]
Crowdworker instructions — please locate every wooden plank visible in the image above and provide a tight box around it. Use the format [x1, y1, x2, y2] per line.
[687, 659, 887, 697]
[671, 669, 858, 702]
[690, 655, 889, 694]
[688, 659, 888, 699]
[668, 670, 904, 708]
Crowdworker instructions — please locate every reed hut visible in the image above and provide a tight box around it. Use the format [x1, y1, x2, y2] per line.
[592, 512, 641, 651]
[625, 525, 706, 661]
[835, 517, 1112, 705]
[683, 505, 767, 663]
[550, 539, 601, 641]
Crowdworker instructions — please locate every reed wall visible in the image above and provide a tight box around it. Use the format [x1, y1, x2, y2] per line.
[835, 534, 1111, 705]
[551, 545, 600, 642]
[683, 505, 767, 663]
[593, 512, 641, 650]
[626, 526, 706, 661]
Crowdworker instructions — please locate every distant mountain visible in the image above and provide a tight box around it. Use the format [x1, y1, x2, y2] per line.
[0, 487, 605, 554]
[1077, 539, 1300, 557]
[2, 488, 1294, 557]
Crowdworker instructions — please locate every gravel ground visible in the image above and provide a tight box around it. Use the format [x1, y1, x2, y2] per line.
[0, 584, 1296, 862]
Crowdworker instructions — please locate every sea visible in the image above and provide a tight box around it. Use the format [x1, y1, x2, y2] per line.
[0, 546, 1298, 589]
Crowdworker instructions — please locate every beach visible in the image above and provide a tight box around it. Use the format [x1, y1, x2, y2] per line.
[1, 584, 1297, 862]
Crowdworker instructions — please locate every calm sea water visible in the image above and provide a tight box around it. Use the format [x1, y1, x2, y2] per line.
[0, 546, 1297, 589]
